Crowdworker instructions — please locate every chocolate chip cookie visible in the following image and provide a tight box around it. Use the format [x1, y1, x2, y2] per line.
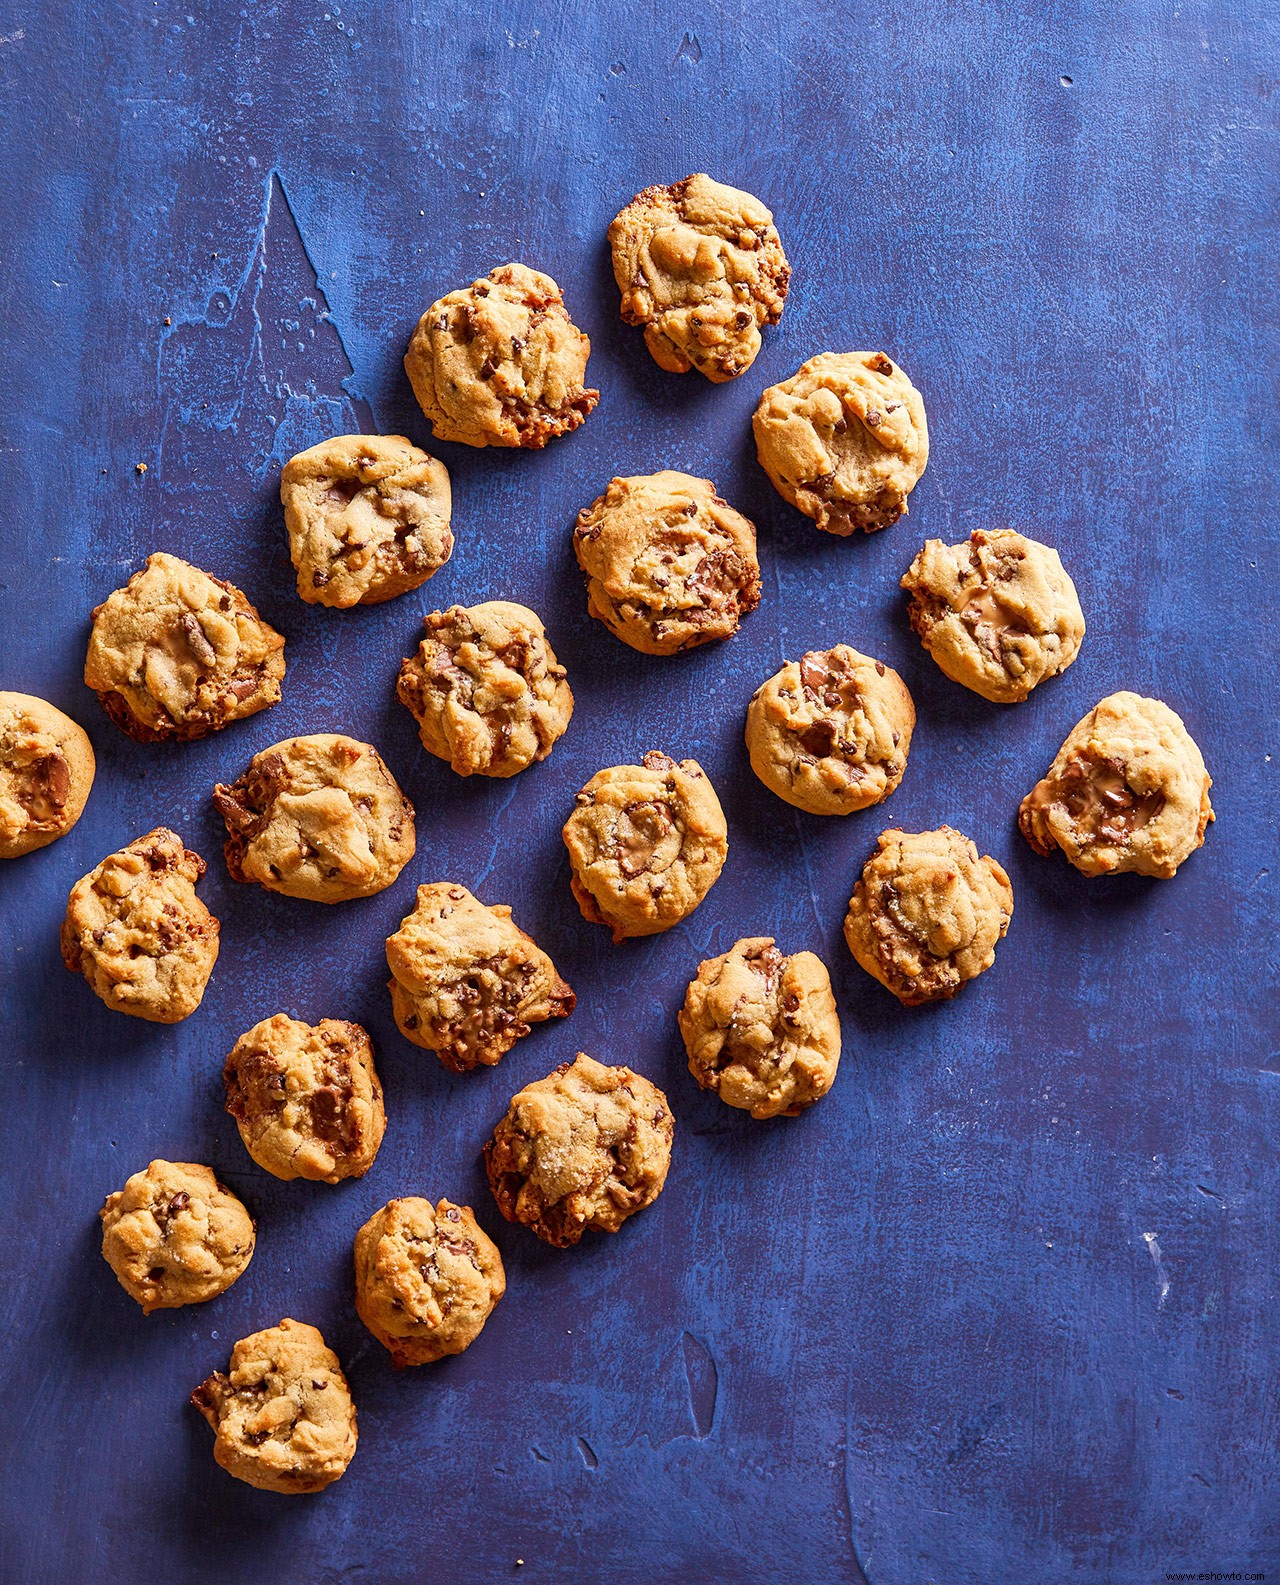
[404, 262, 599, 448]
[385, 882, 574, 1072]
[746, 647, 915, 816]
[484, 1054, 674, 1247]
[607, 173, 790, 381]
[191, 1319, 357, 1494]
[902, 529, 1085, 703]
[61, 827, 219, 1022]
[0, 692, 95, 858]
[281, 433, 453, 607]
[562, 751, 728, 942]
[223, 1015, 386, 1183]
[679, 938, 842, 1119]
[844, 827, 1014, 1005]
[85, 552, 286, 741]
[214, 733, 415, 903]
[573, 471, 761, 655]
[753, 352, 929, 534]
[1019, 691, 1213, 878]
[396, 601, 573, 778]
[353, 1197, 506, 1367]
[100, 1160, 254, 1313]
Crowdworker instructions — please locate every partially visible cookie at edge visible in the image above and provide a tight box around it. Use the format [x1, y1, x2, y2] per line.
[753, 352, 929, 534]
[214, 733, 415, 903]
[573, 471, 761, 656]
[1018, 691, 1213, 878]
[404, 262, 599, 449]
[902, 528, 1085, 703]
[608, 173, 790, 381]
[0, 691, 95, 858]
[61, 827, 219, 1022]
[84, 552, 285, 741]
[281, 434, 453, 608]
[396, 601, 573, 778]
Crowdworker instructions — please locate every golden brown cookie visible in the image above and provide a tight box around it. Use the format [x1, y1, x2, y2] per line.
[753, 352, 929, 534]
[61, 828, 219, 1022]
[214, 733, 415, 903]
[902, 529, 1085, 703]
[562, 751, 728, 942]
[99, 1160, 254, 1313]
[573, 471, 761, 655]
[385, 882, 574, 1072]
[404, 262, 599, 448]
[84, 552, 286, 741]
[0, 692, 95, 858]
[353, 1197, 506, 1367]
[608, 173, 790, 381]
[396, 601, 573, 778]
[746, 647, 914, 816]
[844, 827, 1014, 1005]
[191, 1319, 357, 1494]
[1018, 692, 1213, 878]
[679, 937, 841, 1119]
[223, 1014, 386, 1183]
[484, 1054, 674, 1247]
[281, 434, 453, 607]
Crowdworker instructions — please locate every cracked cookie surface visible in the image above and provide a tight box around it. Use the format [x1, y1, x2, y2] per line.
[404, 262, 599, 448]
[214, 733, 415, 903]
[61, 827, 219, 1022]
[902, 529, 1085, 703]
[608, 173, 790, 381]
[746, 646, 914, 816]
[85, 552, 285, 741]
[281, 434, 452, 607]
[844, 827, 1014, 1005]
[753, 352, 929, 534]
[224, 1014, 385, 1183]
[397, 601, 573, 778]
[562, 751, 728, 942]
[573, 470, 761, 655]
[484, 1053, 673, 1247]
[1018, 691, 1213, 878]
[191, 1319, 357, 1494]
[0, 692, 95, 858]
[386, 882, 574, 1072]
[100, 1160, 254, 1313]
[354, 1197, 506, 1367]
[679, 937, 841, 1119]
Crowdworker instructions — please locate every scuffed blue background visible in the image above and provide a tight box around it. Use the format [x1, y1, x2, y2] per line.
[1, 2, 1276, 1581]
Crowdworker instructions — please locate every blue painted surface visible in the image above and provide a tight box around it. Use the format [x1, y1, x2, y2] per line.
[1, 3, 1276, 1581]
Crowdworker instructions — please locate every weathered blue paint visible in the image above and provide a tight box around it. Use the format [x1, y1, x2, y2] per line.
[1, 3, 1276, 1581]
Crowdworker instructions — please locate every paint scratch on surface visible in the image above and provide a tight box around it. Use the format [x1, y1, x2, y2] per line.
[1143, 1231, 1171, 1308]
[673, 30, 702, 63]
[576, 1436, 598, 1470]
[681, 1332, 718, 1439]
[841, 1379, 875, 1585]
